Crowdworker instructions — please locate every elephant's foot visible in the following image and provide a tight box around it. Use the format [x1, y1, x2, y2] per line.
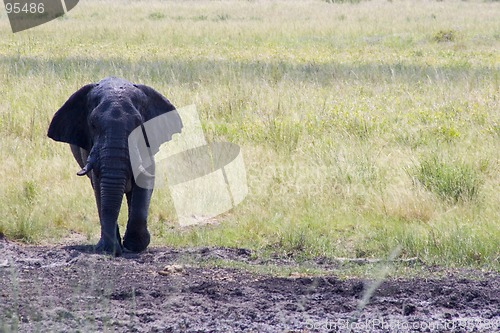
[95, 238, 123, 256]
[123, 229, 150, 252]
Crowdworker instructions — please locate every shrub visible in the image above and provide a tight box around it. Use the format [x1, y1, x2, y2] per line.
[148, 12, 165, 20]
[433, 30, 457, 43]
[411, 156, 482, 203]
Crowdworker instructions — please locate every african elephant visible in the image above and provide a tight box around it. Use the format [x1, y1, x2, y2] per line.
[48, 77, 182, 255]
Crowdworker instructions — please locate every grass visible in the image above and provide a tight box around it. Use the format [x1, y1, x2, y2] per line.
[0, 0, 499, 272]
[410, 154, 483, 203]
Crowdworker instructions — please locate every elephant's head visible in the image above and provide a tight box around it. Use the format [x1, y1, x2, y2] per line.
[48, 77, 182, 255]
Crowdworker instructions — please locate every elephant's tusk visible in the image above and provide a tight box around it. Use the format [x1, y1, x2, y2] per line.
[77, 162, 93, 176]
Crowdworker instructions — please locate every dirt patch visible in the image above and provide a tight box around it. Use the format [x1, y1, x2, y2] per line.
[0, 238, 498, 332]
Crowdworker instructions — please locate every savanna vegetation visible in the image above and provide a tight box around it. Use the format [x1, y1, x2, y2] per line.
[0, 0, 498, 272]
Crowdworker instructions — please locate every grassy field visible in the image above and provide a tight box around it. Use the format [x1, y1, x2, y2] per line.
[0, 0, 498, 272]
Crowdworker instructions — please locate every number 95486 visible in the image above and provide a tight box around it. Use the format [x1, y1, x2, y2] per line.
[5, 2, 45, 14]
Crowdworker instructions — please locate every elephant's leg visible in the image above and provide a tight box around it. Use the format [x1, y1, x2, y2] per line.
[123, 186, 152, 252]
[96, 225, 122, 254]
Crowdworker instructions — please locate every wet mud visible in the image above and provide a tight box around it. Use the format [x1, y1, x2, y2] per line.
[0, 237, 498, 332]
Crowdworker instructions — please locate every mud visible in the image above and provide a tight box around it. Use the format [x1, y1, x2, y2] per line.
[0, 237, 498, 332]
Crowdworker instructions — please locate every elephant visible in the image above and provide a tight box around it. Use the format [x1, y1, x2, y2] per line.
[48, 77, 182, 255]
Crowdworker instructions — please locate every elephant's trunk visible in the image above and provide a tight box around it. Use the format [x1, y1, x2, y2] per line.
[97, 145, 130, 252]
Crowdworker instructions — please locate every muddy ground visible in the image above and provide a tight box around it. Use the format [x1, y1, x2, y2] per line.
[0, 236, 498, 333]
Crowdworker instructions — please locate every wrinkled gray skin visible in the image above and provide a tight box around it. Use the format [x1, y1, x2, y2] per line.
[48, 77, 182, 255]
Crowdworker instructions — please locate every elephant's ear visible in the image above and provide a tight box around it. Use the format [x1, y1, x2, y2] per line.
[134, 84, 183, 154]
[134, 84, 176, 120]
[48, 84, 95, 151]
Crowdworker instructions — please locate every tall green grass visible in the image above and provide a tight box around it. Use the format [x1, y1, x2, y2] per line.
[411, 155, 483, 203]
[0, 0, 498, 271]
